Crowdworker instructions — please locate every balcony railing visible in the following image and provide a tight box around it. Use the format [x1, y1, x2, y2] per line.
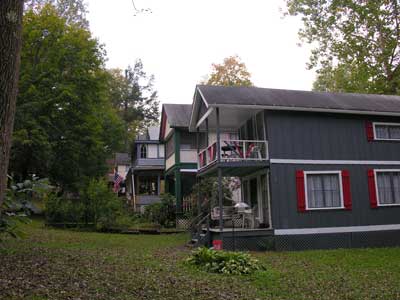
[198, 139, 268, 169]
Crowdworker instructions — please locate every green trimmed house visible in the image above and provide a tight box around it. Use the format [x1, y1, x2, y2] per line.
[126, 126, 165, 213]
[160, 104, 200, 212]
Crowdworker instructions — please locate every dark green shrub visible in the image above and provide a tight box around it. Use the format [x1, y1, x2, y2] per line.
[186, 247, 262, 275]
[84, 178, 124, 230]
[45, 178, 131, 231]
[45, 195, 85, 224]
[144, 193, 176, 228]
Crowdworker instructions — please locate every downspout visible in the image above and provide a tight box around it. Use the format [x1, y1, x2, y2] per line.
[216, 107, 223, 233]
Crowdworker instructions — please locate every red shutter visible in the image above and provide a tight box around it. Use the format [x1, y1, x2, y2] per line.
[296, 170, 306, 212]
[368, 169, 378, 208]
[366, 121, 374, 142]
[341, 170, 352, 210]
[199, 152, 204, 167]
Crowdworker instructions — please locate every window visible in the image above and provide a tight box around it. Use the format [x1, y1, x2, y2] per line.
[375, 170, 400, 206]
[138, 176, 158, 195]
[304, 171, 344, 209]
[373, 122, 400, 140]
[140, 144, 147, 158]
[181, 131, 196, 149]
[158, 144, 165, 158]
[238, 111, 265, 140]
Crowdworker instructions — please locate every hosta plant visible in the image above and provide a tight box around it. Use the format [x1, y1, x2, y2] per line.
[186, 247, 263, 275]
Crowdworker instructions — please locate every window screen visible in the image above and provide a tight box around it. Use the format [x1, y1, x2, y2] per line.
[306, 173, 342, 208]
[376, 171, 400, 205]
[375, 124, 400, 140]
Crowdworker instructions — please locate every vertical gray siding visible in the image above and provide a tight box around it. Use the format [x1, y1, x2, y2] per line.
[269, 163, 400, 229]
[264, 110, 400, 230]
[265, 111, 400, 160]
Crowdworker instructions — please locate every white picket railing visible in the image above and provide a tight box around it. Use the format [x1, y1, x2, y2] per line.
[198, 139, 268, 169]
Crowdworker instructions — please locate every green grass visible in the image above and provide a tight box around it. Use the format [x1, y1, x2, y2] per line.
[1, 219, 400, 300]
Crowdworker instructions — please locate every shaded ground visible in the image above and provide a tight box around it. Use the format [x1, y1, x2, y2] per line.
[1, 219, 400, 300]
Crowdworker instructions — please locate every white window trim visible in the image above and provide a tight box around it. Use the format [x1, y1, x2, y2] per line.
[374, 169, 400, 207]
[373, 122, 400, 141]
[304, 170, 345, 211]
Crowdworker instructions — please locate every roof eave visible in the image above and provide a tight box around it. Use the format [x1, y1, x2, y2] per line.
[208, 103, 400, 117]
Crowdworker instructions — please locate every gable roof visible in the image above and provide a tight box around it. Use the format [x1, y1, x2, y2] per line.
[148, 126, 160, 140]
[196, 85, 400, 114]
[115, 152, 130, 165]
[163, 104, 192, 128]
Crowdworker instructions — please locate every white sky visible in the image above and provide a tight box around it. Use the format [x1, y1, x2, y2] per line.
[86, 0, 315, 105]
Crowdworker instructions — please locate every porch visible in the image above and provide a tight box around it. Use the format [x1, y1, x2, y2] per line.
[189, 95, 272, 249]
[198, 139, 269, 176]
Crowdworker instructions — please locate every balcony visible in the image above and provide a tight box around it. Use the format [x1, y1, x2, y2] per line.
[198, 139, 269, 170]
[133, 158, 165, 170]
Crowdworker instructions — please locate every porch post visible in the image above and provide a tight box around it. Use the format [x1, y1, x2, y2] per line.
[131, 171, 136, 212]
[205, 118, 209, 147]
[175, 169, 182, 213]
[216, 107, 221, 163]
[157, 174, 160, 196]
[164, 174, 169, 193]
[196, 127, 201, 216]
[216, 107, 223, 232]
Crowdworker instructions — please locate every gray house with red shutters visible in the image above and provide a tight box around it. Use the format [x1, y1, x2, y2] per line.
[189, 85, 400, 251]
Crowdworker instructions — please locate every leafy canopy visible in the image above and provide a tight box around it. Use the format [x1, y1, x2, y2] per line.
[205, 55, 253, 86]
[285, 0, 400, 94]
[25, 0, 89, 28]
[11, 4, 124, 191]
[107, 60, 160, 149]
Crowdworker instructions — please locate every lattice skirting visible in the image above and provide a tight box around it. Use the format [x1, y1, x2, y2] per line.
[275, 230, 400, 251]
[208, 230, 400, 251]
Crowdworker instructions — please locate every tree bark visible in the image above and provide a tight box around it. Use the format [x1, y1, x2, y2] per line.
[0, 0, 24, 208]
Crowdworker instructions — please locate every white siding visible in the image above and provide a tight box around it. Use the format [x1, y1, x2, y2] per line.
[147, 144, 158, 158]
[180, 149, 197, 163]
[159, 144, 165, 158]
[208, 132, 237, 146]
[166, 153, 175, 170]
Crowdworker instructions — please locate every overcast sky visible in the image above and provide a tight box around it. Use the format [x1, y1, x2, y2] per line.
[86, 0, 316, 105]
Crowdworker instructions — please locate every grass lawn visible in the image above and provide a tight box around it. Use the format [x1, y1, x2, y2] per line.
[1, 219, 400, 300]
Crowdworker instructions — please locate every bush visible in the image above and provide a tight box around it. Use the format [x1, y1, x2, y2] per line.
[45, 194, 86, 224]
[84, 178, 124, 230]
[1, 176, 52, 241]
[144, 193, 176, 228]
[186, 247, 262, 275]
[45, 178, 131, 231]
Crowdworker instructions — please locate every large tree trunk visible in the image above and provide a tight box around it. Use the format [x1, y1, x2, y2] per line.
[0, 0, 24, 208]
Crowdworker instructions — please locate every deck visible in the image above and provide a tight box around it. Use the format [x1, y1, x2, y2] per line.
[197, 139, 269, 176]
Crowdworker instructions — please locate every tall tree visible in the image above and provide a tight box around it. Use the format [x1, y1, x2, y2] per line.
[25, 0, 88, 28]
[107, 60, 159, 149]
[285, 0, 400, 94]
[10, 4, 124, 191]
[205, 55, 253, 86]
[0, 0, 24, 207]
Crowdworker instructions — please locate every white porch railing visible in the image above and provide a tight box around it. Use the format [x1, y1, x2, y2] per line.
[198, 139, 268, 169]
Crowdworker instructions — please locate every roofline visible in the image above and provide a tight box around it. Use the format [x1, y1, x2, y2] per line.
[196, 107, 213, 128]
[189, 88, 199, 132]
[134, 140, 160, 144]
[208, 103, 400, 117]
[189, 86, 211, 131]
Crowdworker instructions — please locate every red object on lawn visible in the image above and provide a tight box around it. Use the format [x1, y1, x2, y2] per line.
[213, 240, 223, 250]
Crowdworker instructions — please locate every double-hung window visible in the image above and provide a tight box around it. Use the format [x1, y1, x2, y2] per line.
[304, 171, 344, 209]
[140, 144, 147, 159]
[374, 170, 400, 206]
[373, 122, 400, 141]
